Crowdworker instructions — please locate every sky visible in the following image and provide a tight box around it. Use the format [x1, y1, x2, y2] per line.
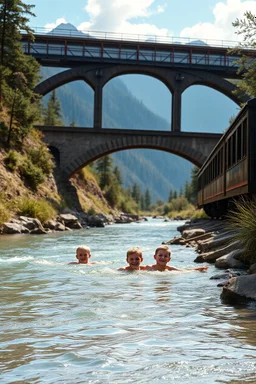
[26, 0, 256, 43]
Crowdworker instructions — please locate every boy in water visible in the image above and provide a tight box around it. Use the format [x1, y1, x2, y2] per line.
[149, 245, 208, 272]
[118, 246, 148, 271]
[68, 245, 95, 265]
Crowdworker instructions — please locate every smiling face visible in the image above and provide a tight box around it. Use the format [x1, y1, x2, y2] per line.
[76, 247, 91, 264]
[126, 252, 143, 270]
[154, 248, 171, 267]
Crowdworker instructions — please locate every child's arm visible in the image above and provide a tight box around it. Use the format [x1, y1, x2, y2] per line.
[184, 266, 208, 272]
[166, 265, 183, 271]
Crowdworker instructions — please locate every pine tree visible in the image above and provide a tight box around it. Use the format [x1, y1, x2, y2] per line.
[144, 188, 151, 210]
[0, 0, 40, 146]
[43, 90, 63, 126]
[113, 165, 122, 185]
[131, 183, 141, 205]
[95, 155, 113, 190]
[168, 188, 174, 202]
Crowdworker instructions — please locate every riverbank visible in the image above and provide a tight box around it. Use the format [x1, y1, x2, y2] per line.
[0, 211, 145, 234]
[164, 218, 256, 303]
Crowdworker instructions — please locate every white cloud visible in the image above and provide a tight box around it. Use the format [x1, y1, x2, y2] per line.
[78, 0, 170, 37]
[180, 0, 256, 42]
[44, 18, 68, 31]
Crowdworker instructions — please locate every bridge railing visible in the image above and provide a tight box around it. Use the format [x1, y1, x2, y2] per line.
[27, 26, 244, 50]
[21, 35, 242, 69]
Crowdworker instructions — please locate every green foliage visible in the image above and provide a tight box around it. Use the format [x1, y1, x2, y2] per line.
[226, 197, 256, 265]
[43, 90, 63, 126]
[16, 197, 57, 224]
[144, 188, 151, 210]
[19, 157, 45, 191]
[27, 146, 54, 175]
[5, 149, 19, 171]
[88, 207, 96, 215]
[95, 155, 113, 189]
[231, 11, 256, 98]
[0, 201, 10, 224]
[0, 0, 41, 146]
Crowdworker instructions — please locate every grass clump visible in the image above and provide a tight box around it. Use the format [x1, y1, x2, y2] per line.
[0, 202, 11, 224]
[16, 197, 57, 224]
[226, 197, 256, 265]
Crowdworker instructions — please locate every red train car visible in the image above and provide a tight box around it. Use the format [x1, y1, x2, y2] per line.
[197, 97, 256, 218]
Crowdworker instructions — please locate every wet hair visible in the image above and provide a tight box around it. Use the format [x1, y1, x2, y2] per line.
[76, 245, 91, 254]
[155, 245, 171, 256]
[126, 246, 143, 259]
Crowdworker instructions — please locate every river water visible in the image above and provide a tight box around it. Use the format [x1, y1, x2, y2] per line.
[0, 218, 256, 383]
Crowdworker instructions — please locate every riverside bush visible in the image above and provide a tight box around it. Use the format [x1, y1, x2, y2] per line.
[5, 150, 19, 171]
[27, 146, 54, 175]
[19, 158, 45, 191]
[227, 197, 256, 265]
[17, 198, 57, 224]
[0, 202, 11, 225]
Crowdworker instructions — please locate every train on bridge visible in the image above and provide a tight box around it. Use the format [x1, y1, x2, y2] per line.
[197, 97, 256, 218]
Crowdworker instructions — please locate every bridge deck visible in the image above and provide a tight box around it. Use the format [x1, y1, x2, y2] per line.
[21, 33, 250, 76]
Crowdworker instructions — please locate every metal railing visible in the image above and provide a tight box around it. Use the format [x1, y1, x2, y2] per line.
[26, 26, 245, 49]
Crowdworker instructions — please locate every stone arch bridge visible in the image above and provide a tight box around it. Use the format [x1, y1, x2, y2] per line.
[37, 126, 221, 179]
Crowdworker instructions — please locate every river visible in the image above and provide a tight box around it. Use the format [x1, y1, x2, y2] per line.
[0, 218, 256, 383]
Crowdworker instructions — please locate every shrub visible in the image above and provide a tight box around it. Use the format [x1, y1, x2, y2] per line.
[5, 149, 19, 171]
[19, 158, 45, 190]
[0, 202, 11, 225]
[226, 197, 256, 265]
[27, 146, 54, 175]
[16, 197, 57, 224]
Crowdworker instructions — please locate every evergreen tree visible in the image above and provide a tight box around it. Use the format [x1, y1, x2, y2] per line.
[131, 183, 141, 204]
[168, 188, 174, 202]
[43, 90, 63, 126]
[113, 165, 122, 185]
[95, 155, 113, 190]
[144, 188, 151, 210]
[184, 180, 191, 202]
[232, 11, 256, 98]
[190, 166, 198, 204]
[0, 0, 40, 146]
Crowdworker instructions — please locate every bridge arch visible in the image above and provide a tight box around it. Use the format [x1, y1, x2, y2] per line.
[60, 136, 208, 179]
[34, 66, 96, 95]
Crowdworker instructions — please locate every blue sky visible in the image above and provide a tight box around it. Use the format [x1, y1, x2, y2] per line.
[27, 0, 256, 42]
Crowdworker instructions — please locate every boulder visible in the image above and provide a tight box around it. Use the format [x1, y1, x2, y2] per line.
[57, 213, 82, 229]
[215, 248, 247, 269]
[19, 216, 44, 231]
[221, 274, 256, 302]
[182, 228, 205, 239]
[87, 215, 105, 227]
[2, 222, 30, 234]
[248, 263, 256, 274]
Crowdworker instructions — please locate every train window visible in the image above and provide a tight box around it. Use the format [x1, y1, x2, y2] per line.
[242, 119, 247, 157]
[237, 124, 242, 161]
[232, 131, 236, 165]
[227, 137, 232, 168]
[220, 147, 224, 174]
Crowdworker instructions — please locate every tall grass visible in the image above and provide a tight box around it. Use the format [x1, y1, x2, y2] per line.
[16, 197, 57, 224]
[226, 197, 256, 265]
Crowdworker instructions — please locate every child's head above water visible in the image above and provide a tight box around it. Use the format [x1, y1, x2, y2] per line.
[154, 245, 171, 265]
[76, 245, 91, 264]
[126, 246, 143, 270]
